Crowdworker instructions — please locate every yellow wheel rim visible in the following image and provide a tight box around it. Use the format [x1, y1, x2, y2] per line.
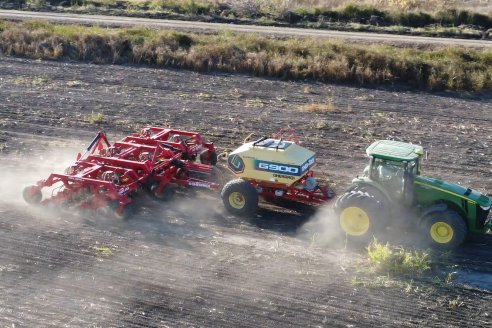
[229, 192, 245, 209]
[340, 206, 370, 236]
[430, 222, 453, 244]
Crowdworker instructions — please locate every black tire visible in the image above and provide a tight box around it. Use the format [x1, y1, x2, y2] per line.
[22, 186, 42, 204]
[333, 187, 388, 244]
[109, 201, 133, 220]
[421, 209, 467, 250]
[199, 150, 218, 166]
[211, 165, 233, 188]
[221, 179, 258, 216]
[151, 183, 174, 201]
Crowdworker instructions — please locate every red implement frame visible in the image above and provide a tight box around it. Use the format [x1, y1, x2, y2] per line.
[246, 172, 334, 206]
[23, 127, 220, 217]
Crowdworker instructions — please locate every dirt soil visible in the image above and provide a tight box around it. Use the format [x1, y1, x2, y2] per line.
[0, 56, 491, 327]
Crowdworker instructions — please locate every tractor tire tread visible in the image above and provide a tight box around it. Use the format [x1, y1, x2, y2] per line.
[221, 179, 258, 216]
[334, 186, 388, 244]
[422, 209, 467, 250]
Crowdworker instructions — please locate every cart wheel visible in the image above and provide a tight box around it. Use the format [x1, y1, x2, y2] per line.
[22, 186, 42, 204]
[151, 183, 174, 201]
[221, 179, 258, 216]
[199, 150, 218, 166]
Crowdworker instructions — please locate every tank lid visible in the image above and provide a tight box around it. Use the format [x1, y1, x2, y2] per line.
[255, 138, 292, 150]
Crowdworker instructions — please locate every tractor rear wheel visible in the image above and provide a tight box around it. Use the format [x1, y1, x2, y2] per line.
[334, 188, 387, 244]
[22, 186, 42, 204]
[221, 179, 258, 216]
[421, 209, 467, 250]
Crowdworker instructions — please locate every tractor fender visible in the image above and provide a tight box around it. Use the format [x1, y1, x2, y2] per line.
[417, 203, 448, 225]
[335, 181, 392, 214]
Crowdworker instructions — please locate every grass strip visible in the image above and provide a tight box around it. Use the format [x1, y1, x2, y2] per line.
[1, 19, 492, 92]
[9, 1, 492, 34]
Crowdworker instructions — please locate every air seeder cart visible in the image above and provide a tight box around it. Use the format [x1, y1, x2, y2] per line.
[22, 127, 220, 218]
[221, 133, 335, 215]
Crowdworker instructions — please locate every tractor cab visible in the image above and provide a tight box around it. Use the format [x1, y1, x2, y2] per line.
[363, 140, 424, 204]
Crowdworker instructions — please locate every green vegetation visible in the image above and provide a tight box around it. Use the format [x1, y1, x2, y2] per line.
[92, 246, 114, 256]
[1, 20, 492, 92]
[350, 239, 455, 292]
[367, 239, 431, 275]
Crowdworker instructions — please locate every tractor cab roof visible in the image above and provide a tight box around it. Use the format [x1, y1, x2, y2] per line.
[366, 140, 423, 162]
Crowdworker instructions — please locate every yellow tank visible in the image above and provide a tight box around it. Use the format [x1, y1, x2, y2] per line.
[226, 138, 316, 186]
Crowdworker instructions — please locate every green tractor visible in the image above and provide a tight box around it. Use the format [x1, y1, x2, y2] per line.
[334, 140, 492, 249]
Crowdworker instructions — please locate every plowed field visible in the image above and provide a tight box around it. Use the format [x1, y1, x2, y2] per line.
[0, 56, 491, 327]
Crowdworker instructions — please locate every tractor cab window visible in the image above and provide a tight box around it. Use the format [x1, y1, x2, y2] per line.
[408, 160, 419, 176]
[371, 158, 406, 197]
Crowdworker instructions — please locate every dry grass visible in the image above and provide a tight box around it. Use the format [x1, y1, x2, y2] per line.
[291, 0, 492, 12]
[299, 102, 337, 113]
[18, 0, 492, 25]
[66, 80, 86, 87]
[1, 20, 492, 92]
[11, 1, 492, 42]
[84, 111, 105, 124]
[28, 0, 492, 14]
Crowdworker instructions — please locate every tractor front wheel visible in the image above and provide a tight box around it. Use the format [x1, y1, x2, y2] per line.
[221, 179, 258, 216]
[421, 209, 467, 250]
[334, 188, 387, 244]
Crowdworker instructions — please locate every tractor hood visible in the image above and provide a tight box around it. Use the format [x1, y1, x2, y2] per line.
[415, 176, 492, 208]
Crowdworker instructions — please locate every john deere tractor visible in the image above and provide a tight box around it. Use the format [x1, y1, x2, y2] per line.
[334, 140, 492, 249]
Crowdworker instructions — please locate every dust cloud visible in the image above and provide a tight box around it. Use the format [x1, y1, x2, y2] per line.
[0, 145, 83, 206]
[297, 205, 346, 248]
[297, 201, 430, 250]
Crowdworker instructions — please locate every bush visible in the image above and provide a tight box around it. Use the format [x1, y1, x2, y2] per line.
[393, 12, 433, 28]
[338, 4, 384, 22]
[434, 9, 492, 29]
[367, 239, 432, 275]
